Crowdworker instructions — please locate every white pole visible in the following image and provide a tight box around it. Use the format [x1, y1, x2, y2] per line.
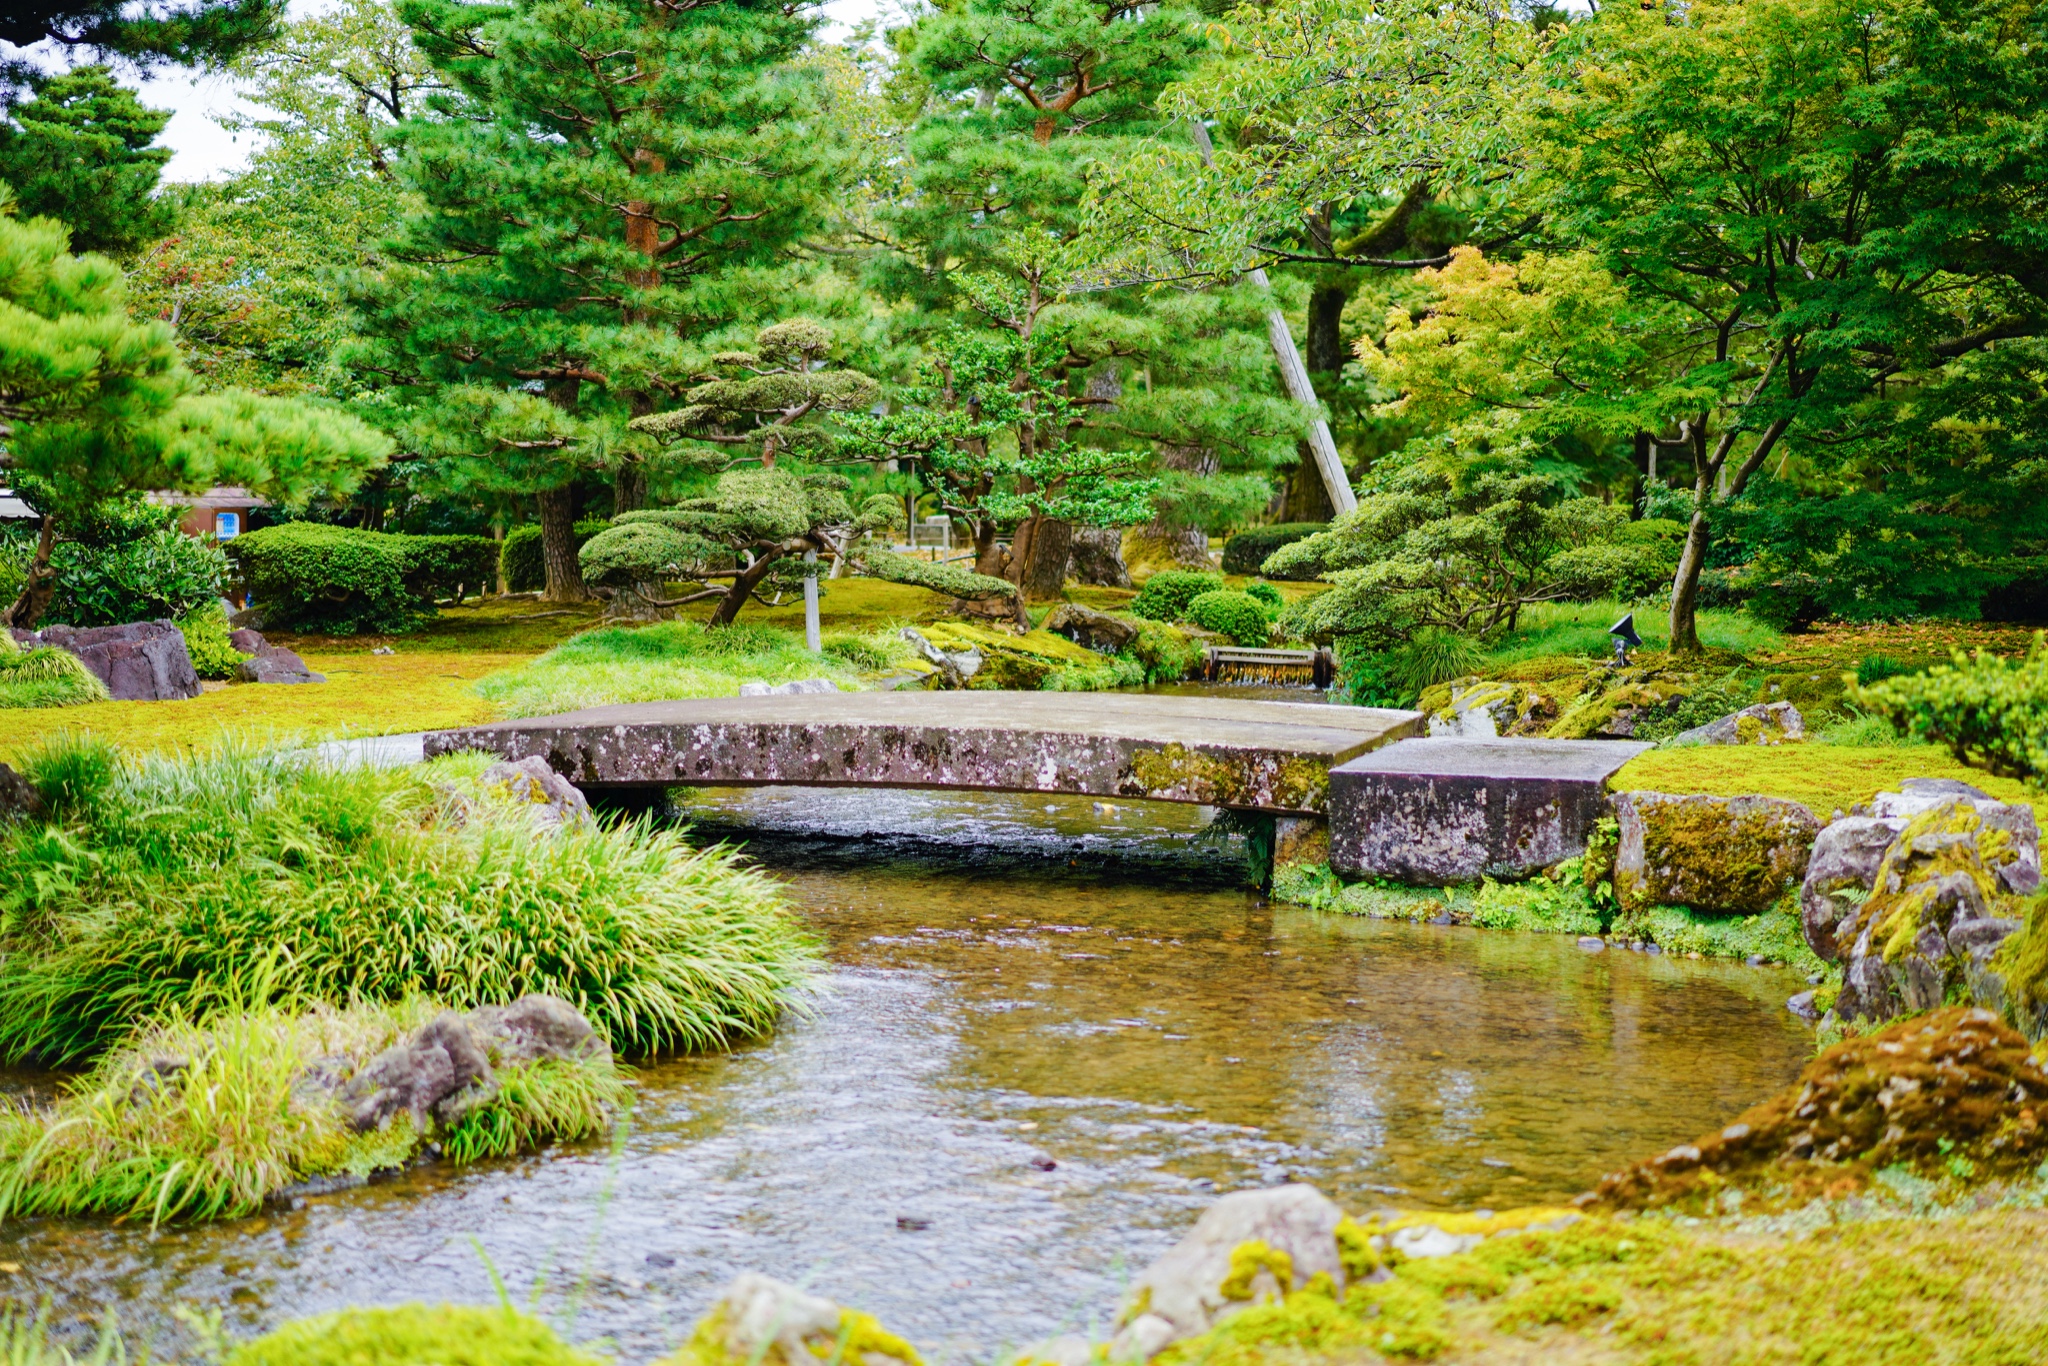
[1186, 121, 1357, 516]
[802, 548, 821, 652]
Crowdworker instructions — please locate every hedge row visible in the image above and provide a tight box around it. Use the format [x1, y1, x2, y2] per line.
[1221, 523, 1329, 577]
[500, 521, 610, 594]
[228, 524, 497, 635]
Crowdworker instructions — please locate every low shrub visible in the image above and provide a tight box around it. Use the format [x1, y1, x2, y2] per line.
[0, 629, 106, 708]
[0, 999, 627, 1225]
[176, 601, 247, 680]
[1186, 589, 1273, 647]
[228, 524, 498, 635]
[1129, 618, 1207, 683]
[1853, 635, 2048, 780]
[1817, 712, 1910, 747]
[477, 619, 862, 717]
[1337, 629, 1487, 707]
[1243, 580, 1283, 611]
[1222, 522, 1327, 576]
[500, 520, 610, 594]
[50, 526, 229, 626]
[1856, 654, 1919, 686]
[1130, 570, 1226, 622]
[0, 739, 816, 1063]
[227, 1304, 607, 1366]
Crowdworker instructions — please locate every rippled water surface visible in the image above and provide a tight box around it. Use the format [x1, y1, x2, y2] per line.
[4, 788, 1813, 1362]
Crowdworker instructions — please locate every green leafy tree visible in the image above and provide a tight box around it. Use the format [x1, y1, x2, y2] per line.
[350, 0, 846, 601]
[0, 66, 171, 255]
[0, 208, 391, 626]
[1267, 469, 1674, 646]
[0, 0, 283, 100]
[837, 327, 1158, 592]
[1519, 0, 2048, 650]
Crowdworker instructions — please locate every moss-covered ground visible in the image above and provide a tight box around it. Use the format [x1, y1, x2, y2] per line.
[1615, 743, 2033, 818]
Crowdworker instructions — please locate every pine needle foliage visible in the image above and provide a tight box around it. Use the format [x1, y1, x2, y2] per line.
[0, 738, 816, 1064]
[0, 1000, 630, 1226]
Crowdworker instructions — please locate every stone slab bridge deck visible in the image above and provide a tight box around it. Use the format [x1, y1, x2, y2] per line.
[422, 692, 1424, 815]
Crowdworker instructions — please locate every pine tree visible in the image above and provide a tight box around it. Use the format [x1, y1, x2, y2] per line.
[0, 206, 390, 626]
[0, 66, 172, 255]
[348, 0, 845, 602]
[878, 0, 1273, 599]
[1, 1, 283, 101]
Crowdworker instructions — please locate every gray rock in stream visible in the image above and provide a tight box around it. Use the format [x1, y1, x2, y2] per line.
[1109, 1184, 1357, 1360]
[329, 994, 607, 1134]
[690, 1273, 919, 1366]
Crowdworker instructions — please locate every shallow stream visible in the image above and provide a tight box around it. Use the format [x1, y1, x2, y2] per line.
[1, 788, 1813, 1362]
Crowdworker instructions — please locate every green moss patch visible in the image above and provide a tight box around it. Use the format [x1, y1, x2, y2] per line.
[228, 1304, 605, 1366]
[1616, 743, 2034, 819]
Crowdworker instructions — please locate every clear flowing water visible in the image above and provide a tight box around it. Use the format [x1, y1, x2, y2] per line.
[0, 789, 1813, 1363]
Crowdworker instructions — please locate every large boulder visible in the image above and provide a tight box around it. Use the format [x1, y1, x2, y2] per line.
[1671, 700, 1804, 746]
[1819, 794, 2041, 1023]
[1611, 791, 1820, 914]
[234, 645, 325, 685]
[1042, 602, 1140, 654]
[479, 756, 594, 832]
[0, 763, 45, 823]
[1586, 1007, 2048, 1211]
[16, 619, 200, 701]
[1800, 816, 1905, 957]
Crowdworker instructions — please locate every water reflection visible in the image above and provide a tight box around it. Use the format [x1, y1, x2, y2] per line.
[0, 789, 1811, 1363]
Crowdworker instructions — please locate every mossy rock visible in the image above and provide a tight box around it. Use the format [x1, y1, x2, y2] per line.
[1612, 790, 1821, 914]
[226, 1304, 605, 1366]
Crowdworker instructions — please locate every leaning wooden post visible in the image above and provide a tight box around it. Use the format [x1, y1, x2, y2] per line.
[1186, 121, 1356, 517]
[802, 548, 821, 652]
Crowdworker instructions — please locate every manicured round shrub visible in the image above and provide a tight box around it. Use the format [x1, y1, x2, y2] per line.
[1129, 569, 1225, 622]
[226, 1304, 606, 1366]
[1221, 522, 1327, 576]
[1244, 580, 1283, 611]
[1186, 589, 1273, 647]
[228, 523, 497, 634]
[501, 519, 609, 593]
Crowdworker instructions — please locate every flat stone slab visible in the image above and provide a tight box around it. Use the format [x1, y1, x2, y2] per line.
[1328, 738, 1651, 883]
[424, 692, 1424, 814]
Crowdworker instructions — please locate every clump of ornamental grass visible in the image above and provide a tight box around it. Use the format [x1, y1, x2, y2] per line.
[0, 629, 106, 709]
[0, 998, 629, 1226]
[0, 736, 816, 1064]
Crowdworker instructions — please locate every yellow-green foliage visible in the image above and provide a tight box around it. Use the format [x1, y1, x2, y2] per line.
[0, 1000, 627, 1224]
[1995, 894, 2048, 1029]
[1616, 794, 1815, 916]
[1470, 871, 1603, 936]
[1615, 742, 2034, 819]
[177, 601, 248, 680]
[1154, 1212, 2048, 1365]
[226, 1304, 606, 1366]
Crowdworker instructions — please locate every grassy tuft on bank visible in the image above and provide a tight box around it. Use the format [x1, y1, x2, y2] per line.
[225, 1303, 607, 1366]
[0, 1000, 627, 1225]
[474, 619, 906, 717]
[0, 737, 816, 1063]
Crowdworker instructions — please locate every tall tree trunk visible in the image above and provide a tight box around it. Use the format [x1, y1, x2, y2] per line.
[1279, 450, 1336, 523]
[1130, 444, 1219, 568]
[1667, 502, 1711, 655]
[1306, 285, 1349, 377]
[972, 519, 1004, 579]
[536, 485, 590, 603]
[613, 460, 647, 516]
[492, 517, 509, 596]
[3, 513, 57, 629]
[1015, 515, 1072, 600]
[1069, 525, 1131, 587]
[711, 548, 785, 626]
